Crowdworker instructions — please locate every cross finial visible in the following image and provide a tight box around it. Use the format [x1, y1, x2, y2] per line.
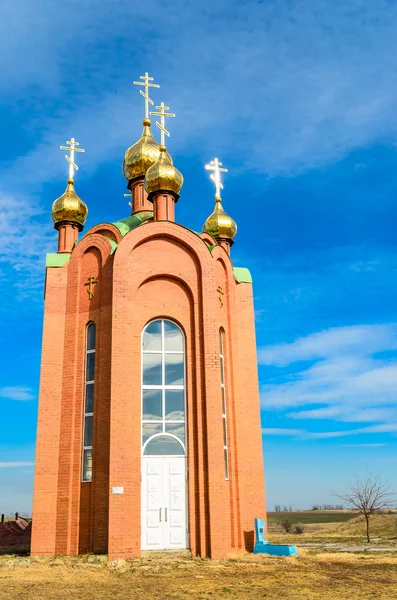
[205, 157, 228, 200]
[60, 137, 85, 180]
[150, 102, 175, 147]
[134, 72, 160, 120]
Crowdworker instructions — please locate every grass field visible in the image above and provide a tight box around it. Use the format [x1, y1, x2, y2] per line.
[1, 513, 396, 599]
[267, 510, 354, 525]
[1, 552, 397, 600]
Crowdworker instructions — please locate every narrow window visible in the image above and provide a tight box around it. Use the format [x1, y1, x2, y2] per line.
[82, 322, 96, 482]
[220, 330, 229, 480]
[141, 319, 186, 455]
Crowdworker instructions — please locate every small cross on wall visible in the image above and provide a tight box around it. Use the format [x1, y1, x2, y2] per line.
[84, 274, 98, 300]
[217, 286, 224, 308]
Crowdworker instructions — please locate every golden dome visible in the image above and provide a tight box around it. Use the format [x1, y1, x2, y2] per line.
[122, 119, 171, 181]
[144, 146, 183, 197]
[52, 179, 88, 230]
[203, 197, 237, 241]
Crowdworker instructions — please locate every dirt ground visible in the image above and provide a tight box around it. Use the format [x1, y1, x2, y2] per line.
[1, 551, 397, 600]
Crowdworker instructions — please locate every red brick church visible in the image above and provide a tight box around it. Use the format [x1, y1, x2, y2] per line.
[31, 73, 266, 559]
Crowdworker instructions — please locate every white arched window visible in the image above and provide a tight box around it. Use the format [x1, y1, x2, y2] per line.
[141, 320, 186, 456]
[82, 322, 96, 482]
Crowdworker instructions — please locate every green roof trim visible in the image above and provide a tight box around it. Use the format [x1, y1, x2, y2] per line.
[113, 212, 153, 237]
[105, 237, 118, 255]
[233, 267, 252, 284]
[46, 253, 71, 268]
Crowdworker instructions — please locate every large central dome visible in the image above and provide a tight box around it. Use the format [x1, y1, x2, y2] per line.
[122, 118, 171, 182]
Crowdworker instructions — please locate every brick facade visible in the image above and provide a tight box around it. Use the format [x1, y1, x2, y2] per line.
[31, 209, 266, 558]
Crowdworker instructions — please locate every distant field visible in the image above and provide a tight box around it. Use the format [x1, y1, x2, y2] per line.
[267, 510, 355, 525]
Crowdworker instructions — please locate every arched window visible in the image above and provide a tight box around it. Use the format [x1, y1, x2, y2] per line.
[220, 329, 229, 480]
[82, 322, 96, 482]
[141, 320, 186, 455]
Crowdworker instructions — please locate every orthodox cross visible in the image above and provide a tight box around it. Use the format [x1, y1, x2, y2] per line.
[217, 286, 224, 308]
[84, 274, 98, 300]
[150, 102, 175, 147]
[134, 72, 160, 120]
[60, 138, 85, 180]
[171, 484, 180, 504]
[205, 157, 227, 199]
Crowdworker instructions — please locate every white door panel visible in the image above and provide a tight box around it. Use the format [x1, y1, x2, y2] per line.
[141, 456, 187, 550]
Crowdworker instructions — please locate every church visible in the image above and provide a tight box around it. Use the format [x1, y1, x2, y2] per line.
[31, 73, 266, 559]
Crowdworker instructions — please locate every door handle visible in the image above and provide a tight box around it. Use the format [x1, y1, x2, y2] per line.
[159, 508, 162, 522]
[165, 507, 168, 522]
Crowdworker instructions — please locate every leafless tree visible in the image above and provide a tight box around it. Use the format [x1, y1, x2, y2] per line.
[335, 474, 396, 542]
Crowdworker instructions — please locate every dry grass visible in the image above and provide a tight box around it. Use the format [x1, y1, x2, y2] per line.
[1, 552, 397, 600]
[268, 513, 397, 545]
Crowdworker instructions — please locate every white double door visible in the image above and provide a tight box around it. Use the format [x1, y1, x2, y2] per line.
[141, 456, 188, 550]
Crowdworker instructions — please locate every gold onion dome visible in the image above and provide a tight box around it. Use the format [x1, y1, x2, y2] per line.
[122, 118, 171, 181]
[203, 197, 237, 240]
[52, 178, 88, 230]
[144, 146, 183, 197]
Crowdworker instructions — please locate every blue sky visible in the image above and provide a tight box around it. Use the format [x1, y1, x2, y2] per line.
[1, 0, 397, 514]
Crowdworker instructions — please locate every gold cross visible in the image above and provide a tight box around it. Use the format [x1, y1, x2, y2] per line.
[60, 137, 85, 180]
[205, 157, 228, 200]
[217, 286, 224, 308]
[150, 101, 175, 147]
[134, 72, 160, 120]
[84, 274, 98, 300]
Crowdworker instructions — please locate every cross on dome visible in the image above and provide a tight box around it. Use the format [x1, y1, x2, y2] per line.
[150, 102, 175, 147]
[205, 157, 227, 200]
[134, 72, 160, 120]
[60, 138, 85, 181]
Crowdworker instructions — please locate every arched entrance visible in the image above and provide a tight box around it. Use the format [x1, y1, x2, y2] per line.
[141, 319, 188, 550]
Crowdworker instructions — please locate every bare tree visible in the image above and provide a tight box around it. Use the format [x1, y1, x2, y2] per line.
[335, 474, 396, 542]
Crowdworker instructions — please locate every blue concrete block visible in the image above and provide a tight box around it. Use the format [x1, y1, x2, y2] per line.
[254, 542, 298, 556]
[254, 518, 298, 557]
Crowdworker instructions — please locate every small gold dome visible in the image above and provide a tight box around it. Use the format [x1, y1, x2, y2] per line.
[203, 197, 237, 240]
[144, 146, 183, 197]
[122, 119, 171, 181]
[52, 179, 88, 230]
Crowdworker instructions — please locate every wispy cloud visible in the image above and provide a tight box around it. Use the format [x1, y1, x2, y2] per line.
[339, 444, 386, 447]
[261, 428, 305, 437]
[260, 324, 397, 437]
[3, 0, 397, 179]
[0, 191, 53, 303]
[261, 424, 397, 440]
[258, 324, 397, 366]
[0, 387, 35, 401]
[0, 462, 34, 468]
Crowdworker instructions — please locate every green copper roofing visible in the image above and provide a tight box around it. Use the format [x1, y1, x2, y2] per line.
[104, 237, 118, 254]
[233, 267, 252, 284]
[113, 211, 153, 237]
[46, 253, 71, 268]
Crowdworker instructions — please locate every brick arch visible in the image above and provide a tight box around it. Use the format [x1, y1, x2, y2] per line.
[199, 231, 217, 247]
[115, 221, 215, 282]
[84, 222, 123, 244]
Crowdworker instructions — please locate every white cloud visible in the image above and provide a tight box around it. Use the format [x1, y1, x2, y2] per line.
[0, 191, 53, 302]
[0, 462, 34, 468]
[261, 428, 305, 436]
[260, 324, 397, 434]
[340, 444, 386, 447]
[258, 324, 397, 366]
[2, 0, 397, 179]
[0, 387, 35, 401]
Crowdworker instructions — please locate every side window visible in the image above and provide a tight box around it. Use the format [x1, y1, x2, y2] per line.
[82, 322, 96, 482]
